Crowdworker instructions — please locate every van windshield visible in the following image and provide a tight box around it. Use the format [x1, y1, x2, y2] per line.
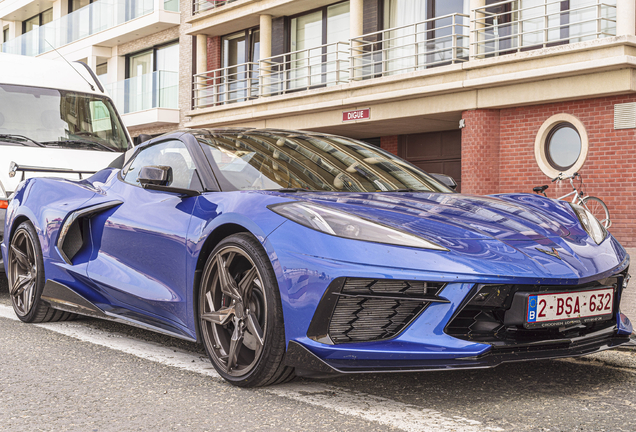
[0, 84, 129, 152]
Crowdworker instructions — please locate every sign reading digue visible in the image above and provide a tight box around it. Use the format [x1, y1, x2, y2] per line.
[342, 108, 370, 122]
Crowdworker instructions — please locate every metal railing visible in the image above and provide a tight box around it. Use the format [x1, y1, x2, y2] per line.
[350, 13, 469, 80]
[260, 41, 350, 96]
[193, 0, 237, 15]
[193, 62, 259, 108]
[472, 0, 616, 58]
[105, 71, 179, 114]
[1, 0, 159, 56]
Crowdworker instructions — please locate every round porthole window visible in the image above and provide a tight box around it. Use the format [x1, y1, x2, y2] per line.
[545, 122, 581, 171]
[535, 114, 589, 178]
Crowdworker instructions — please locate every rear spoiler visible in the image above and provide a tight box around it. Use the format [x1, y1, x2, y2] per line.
[9, 161, 96, 181]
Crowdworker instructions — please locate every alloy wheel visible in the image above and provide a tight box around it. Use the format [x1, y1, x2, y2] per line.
[200, 245, 267, 377]
[8, 228, 38, 316]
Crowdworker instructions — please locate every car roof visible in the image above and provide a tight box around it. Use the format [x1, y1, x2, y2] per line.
[0, 53, 105, 96]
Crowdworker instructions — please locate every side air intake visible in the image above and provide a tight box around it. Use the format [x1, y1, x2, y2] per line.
[57, 201, 122, 264]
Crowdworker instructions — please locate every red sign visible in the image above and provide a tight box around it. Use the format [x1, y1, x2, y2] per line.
[342, 108, 370, 122]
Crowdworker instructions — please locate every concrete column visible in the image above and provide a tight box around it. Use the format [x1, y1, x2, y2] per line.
[616, 0, 636, 37]
[469, 0, 486, 58]
[350, 0, 364, 80]
[259, 14, 272, 60]
[349, 0, 363, 39]
[195, 34, 208, 108]
[259, 14, 272, 97]
[196, 34, 208, 74]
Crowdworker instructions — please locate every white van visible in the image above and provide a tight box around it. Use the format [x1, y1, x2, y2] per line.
[0, 53, 134, 269]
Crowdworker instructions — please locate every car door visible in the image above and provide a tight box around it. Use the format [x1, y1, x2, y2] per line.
[87, 138, 201, 339]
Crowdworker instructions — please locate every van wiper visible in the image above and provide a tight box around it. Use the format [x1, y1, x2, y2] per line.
[0, 134, 44, 147]
[42, 139, 117, 152]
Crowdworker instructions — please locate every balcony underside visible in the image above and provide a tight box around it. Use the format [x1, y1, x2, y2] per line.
[122, 108, 180, 130]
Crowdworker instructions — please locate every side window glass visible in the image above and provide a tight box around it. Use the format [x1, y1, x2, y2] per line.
[123, 140, 197, 190]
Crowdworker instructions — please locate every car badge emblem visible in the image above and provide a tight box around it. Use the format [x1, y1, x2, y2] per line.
[536, 247, 561, 260]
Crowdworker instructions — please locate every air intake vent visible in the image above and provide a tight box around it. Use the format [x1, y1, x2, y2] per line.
[614, 103, 636, 129]
[318, 278, 447, 344]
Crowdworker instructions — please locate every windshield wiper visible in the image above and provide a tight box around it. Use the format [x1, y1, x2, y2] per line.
[0, 134, 44, 147]
[42, 139, 117, 152]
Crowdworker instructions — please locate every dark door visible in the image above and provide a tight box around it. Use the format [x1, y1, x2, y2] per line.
[398, 130, 462, 192]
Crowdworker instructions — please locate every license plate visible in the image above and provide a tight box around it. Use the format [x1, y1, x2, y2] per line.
[525, 288, 614, 329]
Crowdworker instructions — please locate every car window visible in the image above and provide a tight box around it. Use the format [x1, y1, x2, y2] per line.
[123, 140, 197, 190]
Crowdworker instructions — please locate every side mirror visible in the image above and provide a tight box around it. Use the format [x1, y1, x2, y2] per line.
[138, 165, 200, 197]
[138, 165, 171, 187]
[430, 173, 458, 191]
[137, 134, 153, 145]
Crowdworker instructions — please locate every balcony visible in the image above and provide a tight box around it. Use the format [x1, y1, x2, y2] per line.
[350, 13, 469, 80]
[192, 16, 468, 109]
[193, 0, 238, 15]
[106, 70, 179, 129]
[1, 0, 179, 57]
[471, 0, 616, 58]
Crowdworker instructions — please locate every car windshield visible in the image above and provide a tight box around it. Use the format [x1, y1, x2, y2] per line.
[0, 84, 129, 152]
[195, 130, 452, 193]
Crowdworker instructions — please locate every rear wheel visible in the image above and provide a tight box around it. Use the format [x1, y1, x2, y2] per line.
[581, 196, 611, 228]
[199, 233, 294, 387]
[8, 221, 75, 323]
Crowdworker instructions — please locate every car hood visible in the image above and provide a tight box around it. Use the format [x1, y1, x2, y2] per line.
[291, 191, 575, 245]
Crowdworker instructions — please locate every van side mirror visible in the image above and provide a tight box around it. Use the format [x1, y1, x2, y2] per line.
[138, 165, 171, 187]
[137, 134, 153, 144]
[430, 173, 458, 191]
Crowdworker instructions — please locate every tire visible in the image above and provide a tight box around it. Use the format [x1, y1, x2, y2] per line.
[581, 196, 611, 229]
[7, 221, 76, 323]
[198, 233, 294, 387]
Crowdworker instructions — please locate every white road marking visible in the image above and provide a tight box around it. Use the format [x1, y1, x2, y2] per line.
[0, 304, 503, 432]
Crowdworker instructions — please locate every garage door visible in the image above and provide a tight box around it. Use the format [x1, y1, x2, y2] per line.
[398, 130, 462, 192]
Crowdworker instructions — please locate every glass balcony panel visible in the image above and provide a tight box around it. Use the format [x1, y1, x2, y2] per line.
[1, 0, 161, 56]
[105, 71, 179, 115]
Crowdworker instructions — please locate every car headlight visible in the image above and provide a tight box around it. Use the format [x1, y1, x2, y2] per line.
[570, 203, 607, 244]
[269, 201, 448, 251]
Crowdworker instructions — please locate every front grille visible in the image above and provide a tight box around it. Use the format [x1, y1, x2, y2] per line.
[445, 272, 628, 346]
[308, 278, 447, 345]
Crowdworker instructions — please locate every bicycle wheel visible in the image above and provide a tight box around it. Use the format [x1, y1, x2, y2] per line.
[581, 196, 611, 228]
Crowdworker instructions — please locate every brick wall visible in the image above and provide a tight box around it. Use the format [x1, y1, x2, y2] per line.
[461, 109, 500, 195]
[464, 95, 636, 247]
[381, 135, 398, 155]
[207, 36, 221, 71]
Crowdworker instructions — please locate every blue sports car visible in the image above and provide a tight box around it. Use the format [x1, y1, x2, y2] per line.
[2, 129, 632, 387]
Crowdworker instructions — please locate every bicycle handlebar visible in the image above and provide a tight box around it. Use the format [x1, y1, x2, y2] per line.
[552, 172, 579, 182]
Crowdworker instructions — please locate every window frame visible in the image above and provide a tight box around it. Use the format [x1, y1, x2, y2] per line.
[534, 113, 589, 178]
[544, 121, 582, 172]
[21, 8, 53, 34]
[119, 134, 219, 193]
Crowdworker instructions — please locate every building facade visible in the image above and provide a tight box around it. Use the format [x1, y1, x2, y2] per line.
[2, 0, 636, 246]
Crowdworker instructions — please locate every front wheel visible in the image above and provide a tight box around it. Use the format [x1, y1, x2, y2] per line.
[198, 233, 294, 387]
[8, 221, 76, 323]
[581, 196, 611, 228]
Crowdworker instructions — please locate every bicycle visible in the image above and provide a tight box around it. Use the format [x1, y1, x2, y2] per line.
[533, 172, 611, 228]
